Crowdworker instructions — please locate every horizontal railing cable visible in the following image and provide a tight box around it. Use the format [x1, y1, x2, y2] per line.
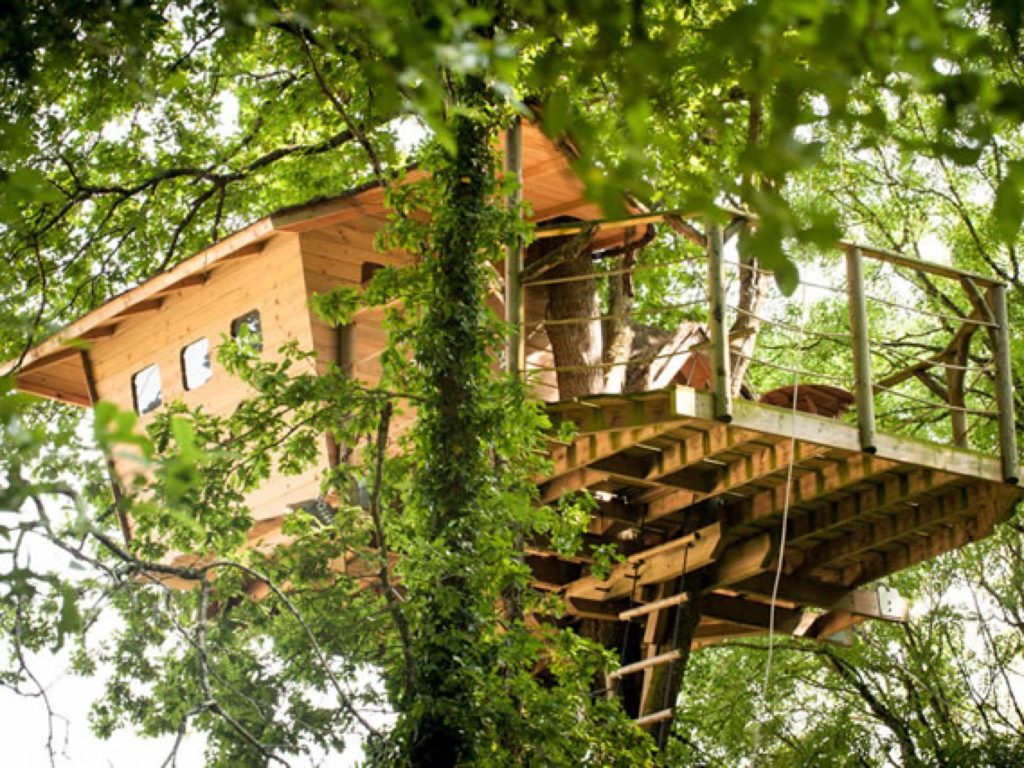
[872, 382, 998, 416]
[517, 300, 706, 328]
[729, 350, 851, 385]
[870, 344, 997, 374]
[863, 293, 998, 328]
[731, 260, 848, 296]
[522, 257, 702, 287]
[727, 305, 853, 341]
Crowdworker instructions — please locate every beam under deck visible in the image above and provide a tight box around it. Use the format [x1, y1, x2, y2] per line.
[538, 385, 1023, 722]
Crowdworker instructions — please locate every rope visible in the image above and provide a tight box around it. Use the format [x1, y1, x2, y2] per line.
[759, 284, 809, 736]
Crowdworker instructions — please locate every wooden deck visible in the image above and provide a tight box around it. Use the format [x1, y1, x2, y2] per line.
[532, 386, 1023, 724]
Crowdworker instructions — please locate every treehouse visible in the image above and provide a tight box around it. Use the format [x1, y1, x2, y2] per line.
[7, 120, 1023, 732]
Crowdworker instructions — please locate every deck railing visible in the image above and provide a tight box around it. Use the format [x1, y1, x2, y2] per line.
[507, 209, 1019, 484]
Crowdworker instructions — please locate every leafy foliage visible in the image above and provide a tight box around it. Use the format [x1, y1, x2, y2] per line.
[3, 1, 1024, 766]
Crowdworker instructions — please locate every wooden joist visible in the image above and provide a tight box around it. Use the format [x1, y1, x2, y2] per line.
[563, 523, 720, 601]
[118, 297, 163, 317]
[833, 492, 1003, 588]
[700, 593, 805, 634]
[784, 469, 958, 547]
[541, 420, 689, 484]
[546, 390, 679, 436]
[731, 452, 898, 527]
[794, 482, 982, 576]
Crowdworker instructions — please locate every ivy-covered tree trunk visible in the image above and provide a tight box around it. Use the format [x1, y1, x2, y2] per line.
[403, 83, 497, 767]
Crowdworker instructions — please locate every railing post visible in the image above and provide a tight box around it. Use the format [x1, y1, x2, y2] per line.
[987, 283, 1019, 483]
[505, 115, 525, 376]
[845, 246, 877, 453]
[707, 221, 732, 422]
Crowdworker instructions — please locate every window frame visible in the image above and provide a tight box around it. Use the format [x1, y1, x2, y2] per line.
[180, 337, 213, 391]
[131, 363, 163, 415]
[230, 309, 263, 353]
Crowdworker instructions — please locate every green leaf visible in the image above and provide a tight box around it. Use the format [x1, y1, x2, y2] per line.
[773, 258, 800, 297]
[993, 166, 1024, 243]
[55, 584, 82, 650]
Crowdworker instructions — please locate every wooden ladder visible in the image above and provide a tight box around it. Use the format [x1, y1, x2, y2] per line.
[607, 583, 694, 731]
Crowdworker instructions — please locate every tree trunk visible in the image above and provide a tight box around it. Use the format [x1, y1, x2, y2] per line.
[730, 241, 768, 395]
[530, 234, 605, 398]
[404, 85, 495, 768]
[603, 250, 636, 394]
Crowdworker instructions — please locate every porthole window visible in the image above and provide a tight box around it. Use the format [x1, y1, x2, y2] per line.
[132, 364, 163, 415]
[231, 309, 263, 352]
[181, 338, 213, 391]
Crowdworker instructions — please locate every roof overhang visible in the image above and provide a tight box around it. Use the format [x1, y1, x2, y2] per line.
[4, 121, 632, 406]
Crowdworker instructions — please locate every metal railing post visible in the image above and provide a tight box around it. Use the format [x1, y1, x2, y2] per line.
[845, 246, 877, 453]
[988, 283, 1019, 483]
[707, 221, 732, 422]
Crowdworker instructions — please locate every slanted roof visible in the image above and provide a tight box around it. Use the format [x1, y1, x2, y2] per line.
[6, 121, 621, 406]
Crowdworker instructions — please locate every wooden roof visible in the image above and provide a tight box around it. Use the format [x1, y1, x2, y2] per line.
[5, 121, 617, 406]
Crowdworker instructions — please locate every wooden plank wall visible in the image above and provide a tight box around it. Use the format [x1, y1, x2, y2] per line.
[88, 232, 327, 521]
[300, 224, 409, 379]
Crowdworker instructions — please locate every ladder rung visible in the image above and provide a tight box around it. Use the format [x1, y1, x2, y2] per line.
[607, 649, 682, 680]
[619, 591, 690, 621]
[635, 708, 675, 727]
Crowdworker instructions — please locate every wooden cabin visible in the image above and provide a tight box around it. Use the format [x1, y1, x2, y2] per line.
[7, 121, 1024, 730]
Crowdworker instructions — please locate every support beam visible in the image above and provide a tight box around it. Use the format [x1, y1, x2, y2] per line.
[563, 524, 720, 601]
[706, 222, 732, 422]
[700, 593, 805, 634]
[845, 246, 877, 453]
[712, 534, 774, 587]
[730, 573, 909, 623]
[802, 611, 866, 640]
[505, 115, 526, 375]
[80, 350, 132, 544]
